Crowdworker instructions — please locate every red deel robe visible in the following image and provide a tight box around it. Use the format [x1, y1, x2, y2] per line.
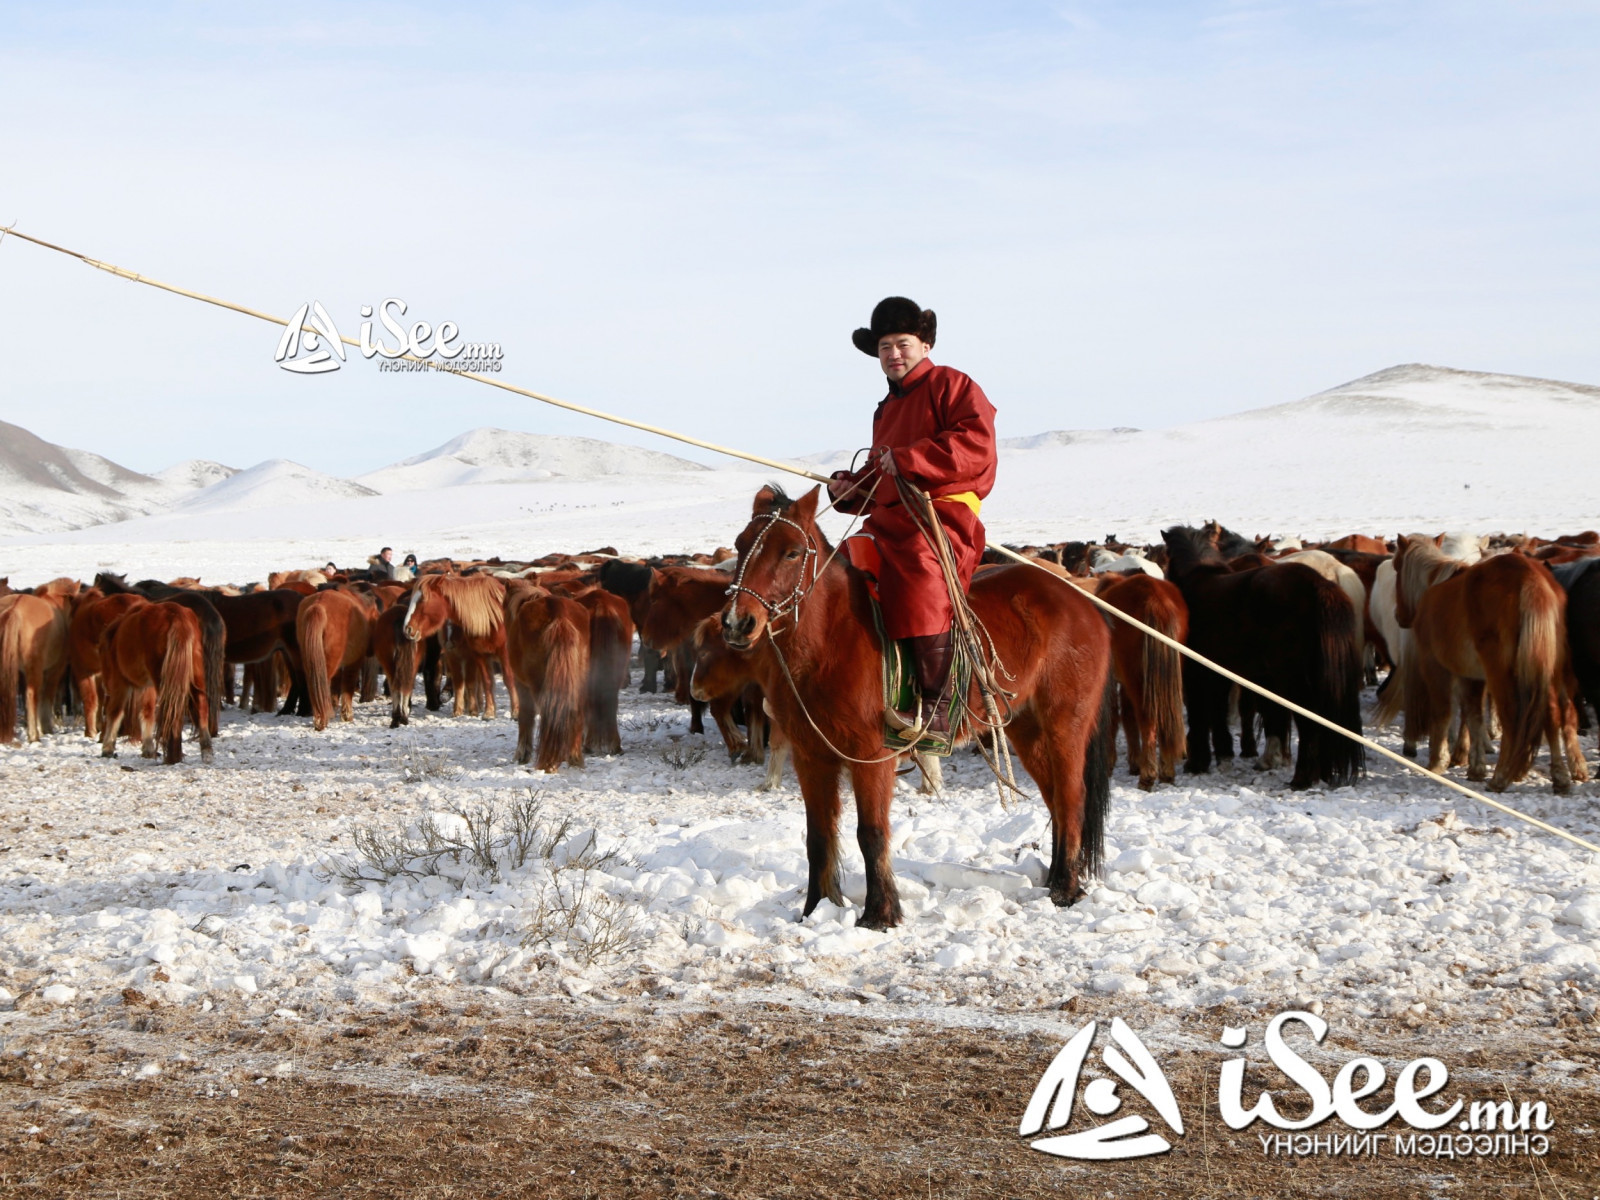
[837, 357, 998, 639]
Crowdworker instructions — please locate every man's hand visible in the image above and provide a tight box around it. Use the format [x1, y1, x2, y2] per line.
[876, 447, 897, 478]
[827, 470, 856, 501]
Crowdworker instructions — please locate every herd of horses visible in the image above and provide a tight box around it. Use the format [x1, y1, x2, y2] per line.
[4, 487, 1599, 928]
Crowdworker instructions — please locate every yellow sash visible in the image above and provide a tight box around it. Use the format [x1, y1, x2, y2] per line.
[933, 491, 982, 516]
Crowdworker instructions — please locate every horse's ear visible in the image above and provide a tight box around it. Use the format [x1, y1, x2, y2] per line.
[752, 485, 781, 516]
[794, 486, 821, 523]
[1395, 534, 1411, 553]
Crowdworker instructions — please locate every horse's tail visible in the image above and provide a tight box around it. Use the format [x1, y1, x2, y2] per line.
[1141, 596, 1188, 768]
[1079, 664, 1117, 880]
[0, 605, 20, 745]
[1504, 573, 1564, 782]
[1371, 628, 1410, 728]
[302, 603, 332, 731]
[390, 633, 416, 727]
[1313, 578, 1366, 786]
[156, 614, 197, 764]
[584, 603, 627, 755]
[536, 609, 587, 771]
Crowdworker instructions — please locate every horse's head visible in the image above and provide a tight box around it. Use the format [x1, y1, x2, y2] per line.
[93, 571, 129, 594]
[720, 484, 822, 650]
[1160, 526, 1222, 578]
[403, 574, 446, 641]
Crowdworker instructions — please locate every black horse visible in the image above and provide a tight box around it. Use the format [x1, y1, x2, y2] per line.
[1161, 527, 1365, 789]
[1550, 556, 1600, 733]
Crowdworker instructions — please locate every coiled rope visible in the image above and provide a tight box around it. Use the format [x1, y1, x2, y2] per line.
[4, 224, 1595, 855]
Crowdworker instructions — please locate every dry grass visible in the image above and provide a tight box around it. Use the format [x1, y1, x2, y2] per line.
[0, 996, 1594, 1198]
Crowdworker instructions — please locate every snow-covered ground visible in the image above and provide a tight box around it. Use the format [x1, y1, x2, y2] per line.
[1, 677, 1597, 1027]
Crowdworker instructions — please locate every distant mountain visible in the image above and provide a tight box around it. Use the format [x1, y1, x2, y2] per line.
[154, 459, 238, 490]
[0, 418, 176, 535]
[357, 428, 710, 492]
[172, 460, 378, 514]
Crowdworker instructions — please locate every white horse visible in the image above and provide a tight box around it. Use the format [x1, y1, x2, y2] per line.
[1088, 546, 1164, 578]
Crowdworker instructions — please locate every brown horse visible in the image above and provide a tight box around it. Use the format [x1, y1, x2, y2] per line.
[720, 486, 1115, 929]
[297, 589, 375, 731]
[1096, 573, 1188, 790]
[0, 589, 73, 743]
[371, 603, 419, 727]
[504, 584, 588, 771]
[98, 601, 213, 764]
[403, 573, 514, 719]
[68, 591, 149, 740]
[570, 586, 633, 755]
[639, 565, 731, 734]
[1398, 541, 1586, 792]
[687, 613, 770, 765]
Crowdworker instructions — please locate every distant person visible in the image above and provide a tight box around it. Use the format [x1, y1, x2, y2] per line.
[369, 546, 398, 581]
[397, 553, 419, 581]
[322, 561, 338, 574]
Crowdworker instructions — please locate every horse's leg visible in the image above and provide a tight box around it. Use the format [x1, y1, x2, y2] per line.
[849, 758, 902, 930]
[138, 687, 159, 758]
[915, 752, 943, 795]
[709, 694, 747, 763]
[758, 730, 789, 792]
[639, 644, 661, 693]
[1560, 669, 1588, 784]
[99, 675, 125, 757]
[1236, 685, 1258, 759]
[513, 680, 535, 764]
[1182, 664, 1214, 775]
[79, 673, 100, 741]
[790, 749, 844, 915]
[1010, 706, 1089, 906]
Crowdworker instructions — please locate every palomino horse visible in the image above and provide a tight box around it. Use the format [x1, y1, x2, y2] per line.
[720, 486, 1115, 929]
[1095, 572, 1188, 790]
[98, 601, 213, 764]
[297, 588, 376, 731]
[1396, 539, 1585, 792]
[0, 583, 75, 743]
[503, 583, 588, 771]
[403, 573, 514, 719]
[1162, 526, 1364, 789]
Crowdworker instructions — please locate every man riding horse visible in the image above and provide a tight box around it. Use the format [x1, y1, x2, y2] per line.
[827, 296, 998, 738]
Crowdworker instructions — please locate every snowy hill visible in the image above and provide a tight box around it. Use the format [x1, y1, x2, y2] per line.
[154, 459, 238, 490]
[2, 364, 1599, 582]
[170, 460, 378, 514]
[0, 418, 177, 535]
[357, 429, 709, 492]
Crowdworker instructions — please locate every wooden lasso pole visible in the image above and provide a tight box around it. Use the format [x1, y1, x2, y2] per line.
[5, 224, 1596, 855]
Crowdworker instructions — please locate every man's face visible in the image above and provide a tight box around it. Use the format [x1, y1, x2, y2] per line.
[381, 550, 393, 562]
[877, 334, 929, 382]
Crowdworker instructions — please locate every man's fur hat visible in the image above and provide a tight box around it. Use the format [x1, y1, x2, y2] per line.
[852, 296, 936, 357]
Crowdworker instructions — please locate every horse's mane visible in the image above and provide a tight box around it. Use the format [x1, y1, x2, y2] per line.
[424, 573, 506, 638]
[1398, 536, 1466, 607]
[757, 482, 795, 513]
[1161, 526, 1223, 572]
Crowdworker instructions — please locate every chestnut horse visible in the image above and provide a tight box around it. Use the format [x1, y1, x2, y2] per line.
[1397, 540, 1585, 792]
[94, 574, 225, 737]
[1096, 573, 1189, 790]
[297, 588, 375, 731]
[99, 601, 213, 764]
[637, 565, 732, 734]
[504, 583, 589, 771]
[720, 486, 1115, 929]
[687, 613, 770, 766]
[403, 573, 514, 719]
[68, 591, 149, 740]
[0, 588, 73, 743]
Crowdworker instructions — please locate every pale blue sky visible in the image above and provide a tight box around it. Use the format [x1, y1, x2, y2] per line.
[1, 2, 1596, 475]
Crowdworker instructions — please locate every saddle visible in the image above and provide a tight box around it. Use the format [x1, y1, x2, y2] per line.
[845, 536, 972, 758]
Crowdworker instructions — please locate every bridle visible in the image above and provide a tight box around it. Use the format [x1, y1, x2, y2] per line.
[724, 510, 820, 632]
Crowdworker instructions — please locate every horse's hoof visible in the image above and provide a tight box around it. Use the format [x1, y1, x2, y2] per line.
[1138, 777, 1155, 792]
[1049, 885, 1083, 908]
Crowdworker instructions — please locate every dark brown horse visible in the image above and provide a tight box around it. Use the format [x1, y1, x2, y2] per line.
[720, 486, 1115, 929]
[571, 586, 633, 755]
[1162, 526, 1364, 789]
